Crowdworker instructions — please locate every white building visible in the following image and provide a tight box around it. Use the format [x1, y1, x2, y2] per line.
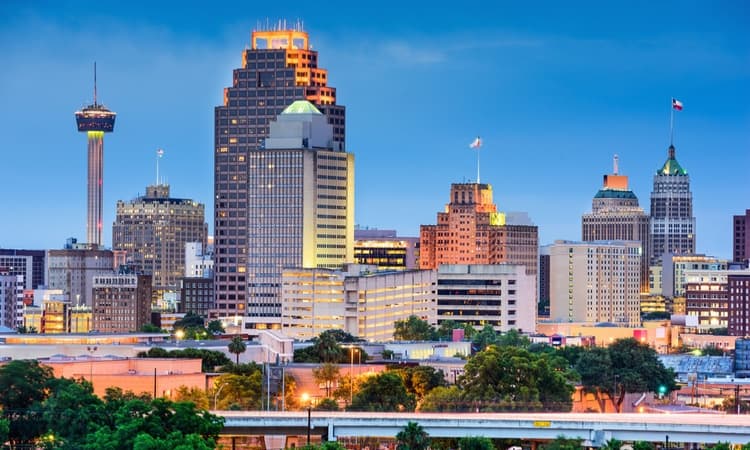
[47, 248, 114, 307]
[281, 264, 435, 341]
[184, 242, 214, 278]
[547, 240, 642, 326]
[0, 271, 23, 329]
[436, 264, 535, 333]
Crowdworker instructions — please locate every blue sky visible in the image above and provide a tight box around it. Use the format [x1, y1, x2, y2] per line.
[1, 1, 748, 259]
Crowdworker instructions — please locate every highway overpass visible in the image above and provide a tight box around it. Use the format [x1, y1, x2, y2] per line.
[216, 411, 750, 446]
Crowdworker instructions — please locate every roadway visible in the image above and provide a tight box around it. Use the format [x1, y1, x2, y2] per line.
[216, 411, 750, 445]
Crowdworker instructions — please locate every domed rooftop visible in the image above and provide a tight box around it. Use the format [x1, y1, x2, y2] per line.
[594, 189, 638, 200]
[657, 145, 687, 176]
[281, 100, 322, 115]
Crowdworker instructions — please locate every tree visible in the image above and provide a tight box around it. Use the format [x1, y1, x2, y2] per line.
[174, 312, 205, 329]
[601, 438, 624, 450]
[141, 323, 162, 333]
[213, 372, 262, 410]
[459, 436, 496, 450]
[541, 436, 583, 450]
[632, 442, 654, 450]
[317, 332, 344, 363]
[608, 338, 677, 412]
[471, 324, 498, 352]
[349, 372, 415, 412]
[418, 385, 465, 412]
[575, 346, 615, 412]
[312, 363, 340, 398]
[228, 336, 247, 364]
[174, 386, 210, 410]
[314, 398, 340, 411]
[495, 329, 531, 348]
[460, 345, 574, 411]
[206, 320, 225, 336]
[396, 421, 430, 450]
[394, 315, 436, 341]
[137, 347, 231, 372]
[0, 360, 55, 448]
[43, 377, 107, 449]
[392, 365, 447, 400]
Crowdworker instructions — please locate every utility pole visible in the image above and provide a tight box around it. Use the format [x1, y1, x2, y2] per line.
[736, 384, 741, 415]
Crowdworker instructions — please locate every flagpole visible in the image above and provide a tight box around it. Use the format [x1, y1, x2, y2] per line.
[477, 146, 481, 184]
[670, 99, 675, 147]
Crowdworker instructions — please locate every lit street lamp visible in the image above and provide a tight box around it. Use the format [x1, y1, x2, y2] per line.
[301, 393, 311, 446]
[87, 345, 98, 386]
[175, 329, 185, 346]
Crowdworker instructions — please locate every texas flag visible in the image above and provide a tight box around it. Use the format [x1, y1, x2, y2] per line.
[469, 136, 482, 149]
[672, 98, 683, 111]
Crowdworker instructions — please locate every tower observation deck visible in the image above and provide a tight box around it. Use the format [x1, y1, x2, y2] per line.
[75, 64, 116, 248]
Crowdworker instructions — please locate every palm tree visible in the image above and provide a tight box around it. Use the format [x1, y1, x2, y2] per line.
[396, 421, 430, 450]
[228, 336, 247, 364]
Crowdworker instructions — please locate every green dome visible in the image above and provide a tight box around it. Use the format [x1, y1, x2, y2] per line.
[281, 100, 322, 115]
[594, 189, 638, 199]
[657, 145, 688, 176]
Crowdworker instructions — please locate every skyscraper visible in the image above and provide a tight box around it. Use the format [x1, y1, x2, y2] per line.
[419, 183, 538, 282]
[733, 209, 750, 265]
[213, 26, 346, 322]
[582, 155, 650, 293]
[649, 145, 695, 263]
[239, 100, 353, 329]
[112, 184, 207, 294]
[75, 65, 116, 248]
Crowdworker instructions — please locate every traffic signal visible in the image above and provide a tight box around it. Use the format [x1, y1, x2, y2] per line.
[658, 385, 667, 399]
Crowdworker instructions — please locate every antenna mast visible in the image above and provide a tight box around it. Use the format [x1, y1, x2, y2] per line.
[613, 154, 619, 175]
[93, 62, 98, 106]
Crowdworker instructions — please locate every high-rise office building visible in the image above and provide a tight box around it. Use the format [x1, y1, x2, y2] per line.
[92, 272, 152, 333]
[0, 270, 23, 329]
[47, 248, 114, 307]
[728, 272, 750, 337]
[733, 209, 750, 265]
[75, 65, 116, 248]
[226, 100, 353, 330]
[582, 156, 650, 293]
[112, 184, 207, 293]
[354, 228, 419, 270]
[649, 145, 695, 263]
[419, 183, 538, 282]
[0, 249, 45, 290]
[213, 26, 346, 323]
[546, 240, 642, 326]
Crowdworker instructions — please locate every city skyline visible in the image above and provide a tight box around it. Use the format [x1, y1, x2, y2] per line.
[1, 2, 748, 259]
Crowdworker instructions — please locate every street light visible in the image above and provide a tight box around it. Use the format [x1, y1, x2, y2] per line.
[301, 393, 311, 446]
[175, 329, 185, 346]
[213, 382, 228, 410]
[349, 347, 359, 405]
[87, 346, 98, 386]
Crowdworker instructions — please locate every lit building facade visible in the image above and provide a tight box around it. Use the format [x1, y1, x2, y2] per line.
[582, 157, 650, 293]
[419, 183, 538, 284]
[47, 248, 114, 307]
[217, 100, 353, 329]
[113, 184, 208, 293]
[661, 254, 728, 298]
[733, 209, 750, 265]
[649, 145, 695, 263]
[684, 270, 730, 331]
[0, 249, 45, 290]
[179, 277, 214, 317]
[92, 273, 152, 333]
[547, 240, 642, 326]
[213, 26, 346, 322]
[728, 272, 750, 337]
[281, 265, 435, 341]
[354, 228, 419, 270]
[0, 271, 23, 329]
[436, 264, 535, 333]
[185, 242, 214, 278]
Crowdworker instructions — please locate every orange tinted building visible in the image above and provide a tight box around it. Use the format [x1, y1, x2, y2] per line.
[419, 183, 538, 280]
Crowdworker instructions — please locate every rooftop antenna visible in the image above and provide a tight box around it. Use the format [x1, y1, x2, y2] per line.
[156, 148, 164, 185]
[613, 154, 619, 175]
[93, 62, 98, 106]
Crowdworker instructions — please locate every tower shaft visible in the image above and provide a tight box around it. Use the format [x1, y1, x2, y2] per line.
[87, 131, 104, 246]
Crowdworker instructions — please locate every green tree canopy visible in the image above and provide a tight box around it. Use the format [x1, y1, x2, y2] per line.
[206, 320, 225, 336]
[294, 330, 367, 364]
[460, 345, 574, 411]
[312, 363, 340, 398]
[227, 336, 247, 364]
[417, 385, 465, 412]
[393, 315, 436, 341]
[396, 421, 430, 450]
[137, 347, 231, 372]
[390, 365, 447, 400]
[459, 436, 496, 450]
[0, 360, 55, 448]
[349, 372, 415, 412]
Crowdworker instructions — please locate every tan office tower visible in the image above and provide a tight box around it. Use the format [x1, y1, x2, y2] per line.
[214, 26, 346, 322]
[92, 273, 152, 333]
[582, 156, 650, 293]
[226, 100, 353, 330]
[419, 183, 538, 281]
[112, 184, 207, 295]
[547, 240, 642, 326]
